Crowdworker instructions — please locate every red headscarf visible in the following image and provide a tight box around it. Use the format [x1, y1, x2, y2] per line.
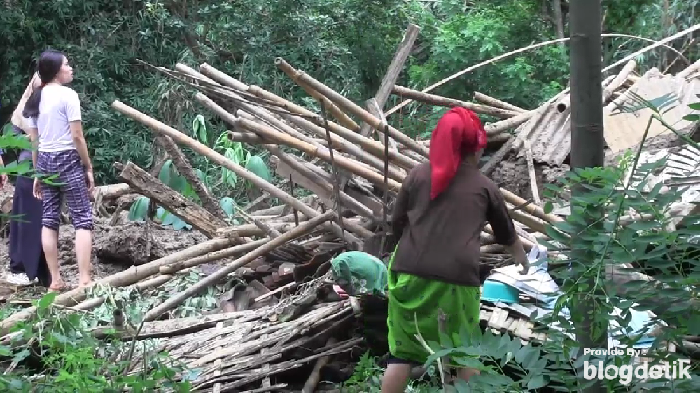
[429, 107, 487, 200]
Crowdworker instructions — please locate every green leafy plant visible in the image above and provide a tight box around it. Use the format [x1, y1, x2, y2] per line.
[0, 292, 195, 392]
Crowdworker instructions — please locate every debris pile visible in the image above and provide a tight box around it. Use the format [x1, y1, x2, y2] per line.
[2, 24, 699, 389]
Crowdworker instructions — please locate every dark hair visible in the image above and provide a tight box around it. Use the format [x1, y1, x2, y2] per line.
[22, 50, 66, 118]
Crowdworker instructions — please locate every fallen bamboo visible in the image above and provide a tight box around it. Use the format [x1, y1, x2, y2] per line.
[302, 337, 337, 393]
[232, 104, 407, 182]
[142, 211, 336, 322]
[111, 100, 363, 247]
[473, 92, 527, 113]
[522, 140, 541, 205]
[73, 274, 174, 311]
[199, 70, 420, 170]
[116, 161, 229, 238]
[0, 236, 239, 332]
[175, 63, 321, 149]
[485, 110, 536, 136]
[500, 187, 563, 224]
[277, 67, 358, 132]
[159, 237, 270, 275]
[94, 183, 132, 200]
[233, 116, 403, 192]
[275, 58, 429, 158]
[392, 85, 521, 119]
[271, 148, 378, 223]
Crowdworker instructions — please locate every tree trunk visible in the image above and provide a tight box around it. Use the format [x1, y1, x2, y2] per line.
[552, 0, 566, 47]
[116, 161, 229, 238]
[569, 1, 606, 392]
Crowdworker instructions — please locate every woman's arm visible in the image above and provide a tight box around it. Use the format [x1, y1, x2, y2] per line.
[390, 170, 414, 243]
[65, 91, 92, 171]
[486, 186, 529, 273]
[69, 121, 93, 172]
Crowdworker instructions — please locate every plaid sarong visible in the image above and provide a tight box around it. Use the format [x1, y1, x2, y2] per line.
[36, 149, 93, 230]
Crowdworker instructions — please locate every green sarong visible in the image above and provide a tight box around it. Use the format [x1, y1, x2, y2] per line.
[387, 246, 481, 364]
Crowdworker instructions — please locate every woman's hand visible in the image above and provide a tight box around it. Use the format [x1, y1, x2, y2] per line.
[33, 177, 42, 200]
[515, 255, 530, 275]
[85, 170, 95, 195]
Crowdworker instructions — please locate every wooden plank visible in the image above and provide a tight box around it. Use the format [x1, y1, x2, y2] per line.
[358, 24, 421, 138]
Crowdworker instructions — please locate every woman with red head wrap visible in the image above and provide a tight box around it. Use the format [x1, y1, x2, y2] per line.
[381, 107, 529, 391]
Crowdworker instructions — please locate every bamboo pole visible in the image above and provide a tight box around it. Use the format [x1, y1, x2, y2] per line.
[275, 58, 430, 158]
[142, 211, 337, 321]
[271, 148, 378, 222]
[276, 68, 358, 131]
[485, 110, 536, 136]
[111, 100, 363, 247]
[392, 85, 521, 119]
[0, 236, 238, 332]
[232, 106, 407, 182]
[473, 92, 527, 113]
[385, 29, 700, 116]
[234, 116, 402, 192]
[200, 65, 420, 171]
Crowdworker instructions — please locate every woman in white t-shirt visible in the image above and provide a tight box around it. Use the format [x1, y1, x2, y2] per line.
[23, 50, 95, 291]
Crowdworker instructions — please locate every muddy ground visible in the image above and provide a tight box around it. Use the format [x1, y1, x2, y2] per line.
[0, 216, 208, 288]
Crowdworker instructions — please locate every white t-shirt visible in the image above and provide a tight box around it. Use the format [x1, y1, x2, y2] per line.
[25, 85, 82, 152]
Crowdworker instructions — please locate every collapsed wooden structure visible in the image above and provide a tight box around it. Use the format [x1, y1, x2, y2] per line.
[2, 24, 699, 390]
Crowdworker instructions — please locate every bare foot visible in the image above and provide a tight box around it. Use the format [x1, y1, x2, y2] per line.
[48, 281, 68, 292]
[78, 280, 93, 289]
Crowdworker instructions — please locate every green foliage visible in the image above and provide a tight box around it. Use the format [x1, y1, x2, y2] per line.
[0, 292, 195, 392]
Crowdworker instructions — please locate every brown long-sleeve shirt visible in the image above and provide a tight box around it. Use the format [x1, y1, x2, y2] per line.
[390, 161, 518, 287]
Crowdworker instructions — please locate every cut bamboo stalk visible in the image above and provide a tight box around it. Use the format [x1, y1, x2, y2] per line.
[224, 81, 420, 170]
[0, 236, 238, 332]
[197, 63, 419, 171]
[473, 92, 527, 113]
[272, 148, 378, 222]
[277, 67, 358, 132]
[302, 337, 337, 393]
[228, 130, 327, 148]
[142, 211, 336, 322]
[392, 85, 521, 119]
[522, 140, 541, 205]
[499, 188, 563, 224]
[366, 98, 398, 150]
[234, 108, 407, 182]
[159, 238, 269, 275]
[111, 100, 362, 247]
[485, 110, 536, 136]
[275, 58, 429, 158]
[602, 60, 637, 102]
[73, 274, 174, 311]
[233, 116, 403, 192]
[236, 117, 401, 191]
